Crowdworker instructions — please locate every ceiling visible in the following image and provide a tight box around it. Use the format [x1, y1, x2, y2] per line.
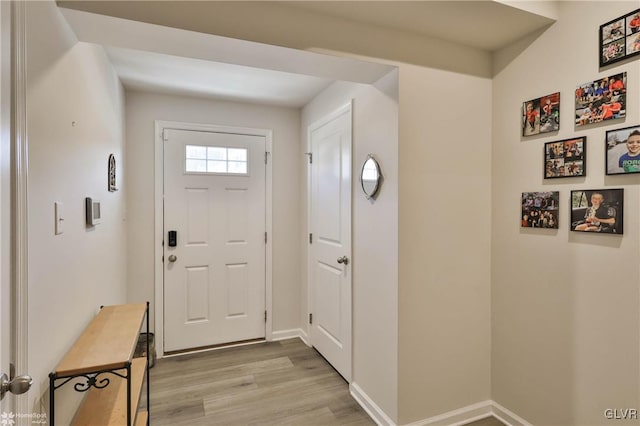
[103, 47, 335, 107]
[58, 1, 557, 107]
[285, 1, 555, 52]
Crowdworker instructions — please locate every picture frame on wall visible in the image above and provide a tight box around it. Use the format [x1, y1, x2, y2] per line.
[108, 153, 117, 192]
[570, 189, 623, 234]
[606, 125, 640, 175]
[600, 8, 640, 67]
[522, 92, 560, 136]
[521, 192, 559, 229]
[575, 72, 626, 127]
[544, 137, 586, 179]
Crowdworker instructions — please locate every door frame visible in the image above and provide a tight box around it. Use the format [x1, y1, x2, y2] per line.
[0, 1, 11, 411]
[154, 120, 273, 357]
[305, 101, 353, 377]
[2, 1, 29, 419]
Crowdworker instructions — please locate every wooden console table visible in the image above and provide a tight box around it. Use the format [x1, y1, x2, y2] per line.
[49, 302, 150, 425]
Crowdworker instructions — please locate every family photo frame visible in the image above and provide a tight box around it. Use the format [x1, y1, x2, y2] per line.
[606, 125, 640, 175]
[575, 72, 626, 127]
[570, 189, 623, 234]
[544, 137, 586, 179]
[521, 192, 559, 229]
[600, 8, 640, 67]
[522, 92, 560, 136]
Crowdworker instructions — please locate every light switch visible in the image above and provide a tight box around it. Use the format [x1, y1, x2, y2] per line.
[54, 202, 64, 235]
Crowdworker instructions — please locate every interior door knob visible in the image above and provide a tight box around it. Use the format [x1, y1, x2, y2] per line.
[1, 373, 33, 400]
[168, 254, 177, 263]
[337, 256, 349, 265]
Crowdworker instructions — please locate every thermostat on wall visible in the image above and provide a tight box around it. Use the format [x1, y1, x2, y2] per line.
[85, 197, 102, 226]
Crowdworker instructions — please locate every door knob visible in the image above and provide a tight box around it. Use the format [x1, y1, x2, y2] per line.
[337, 256, 349, 265]
[168, 254, 177, 263]
[1, 373, 33, 400]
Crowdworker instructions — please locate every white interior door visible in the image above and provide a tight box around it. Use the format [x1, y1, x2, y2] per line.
[163, 128, 266, 352]
[0, 0, 13, 414]
[309, 104, 352, 381]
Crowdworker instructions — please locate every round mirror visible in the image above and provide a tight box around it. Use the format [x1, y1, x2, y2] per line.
[360, 155, 382, 200]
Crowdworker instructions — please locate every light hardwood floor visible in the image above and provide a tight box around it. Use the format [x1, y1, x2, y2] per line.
[148, 338, 503, 426]
[149, 339, 373, 425]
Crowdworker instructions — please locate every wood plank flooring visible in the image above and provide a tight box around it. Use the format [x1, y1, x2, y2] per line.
[148, 338, 504, 426]
[149, 339, 373, 425]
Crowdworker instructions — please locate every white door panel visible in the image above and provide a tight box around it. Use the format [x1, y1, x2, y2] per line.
[164, 129, 266, 352]
[316, 137, 342, 241]
[184, 266, 209, 323]
[315, 262, 343, 345]
[310, 104, 352, 381]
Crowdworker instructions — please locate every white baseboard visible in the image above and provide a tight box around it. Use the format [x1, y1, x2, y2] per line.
[270, 328, 311, 347]
[402, 400, 493, 426]
[347, 389, 506, 426]
[491, 401, 532, 426]
[350, 382, 396, 426]
[271, 329, 302, 341]
[299, 328, 310, 346]
[394, 400, 533, 426]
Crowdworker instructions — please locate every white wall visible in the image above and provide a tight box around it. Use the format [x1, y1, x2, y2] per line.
[300, 60, 493, 426]
[25, 1, 127, 423]
[301, 72, 399, 422]
[124, 91, 301, 334]
[397, 64, 493, 425]
[492, 1, 640, 425]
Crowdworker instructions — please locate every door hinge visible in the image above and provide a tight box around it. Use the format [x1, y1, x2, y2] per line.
[309, 233, 313, 244]
[305, 152, 312, 164]
[265, 310, 267, 323]
[265, 152, 268, 164]
[265, 232, 268, 243]
[162, 129, 169, 142]
[162, 255, 164, 263]
[309, 313, 313, 324]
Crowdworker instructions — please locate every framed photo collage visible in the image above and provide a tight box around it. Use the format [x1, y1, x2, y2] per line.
[521, 8, 639, 235]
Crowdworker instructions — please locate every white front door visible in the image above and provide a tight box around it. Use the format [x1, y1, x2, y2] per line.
[309, 103, 352, 381]
[163, 128, 266, 352]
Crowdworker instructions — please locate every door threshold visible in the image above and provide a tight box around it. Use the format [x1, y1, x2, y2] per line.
[163, 338, 266, 358]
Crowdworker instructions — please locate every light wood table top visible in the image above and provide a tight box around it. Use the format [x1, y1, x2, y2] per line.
[54, 303, 147, 377]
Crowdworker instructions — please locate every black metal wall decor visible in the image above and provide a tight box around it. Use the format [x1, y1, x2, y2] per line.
[108, 153, 117, 192]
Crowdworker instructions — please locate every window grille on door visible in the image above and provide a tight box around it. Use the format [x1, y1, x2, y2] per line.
[185, 145, 248, 175]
